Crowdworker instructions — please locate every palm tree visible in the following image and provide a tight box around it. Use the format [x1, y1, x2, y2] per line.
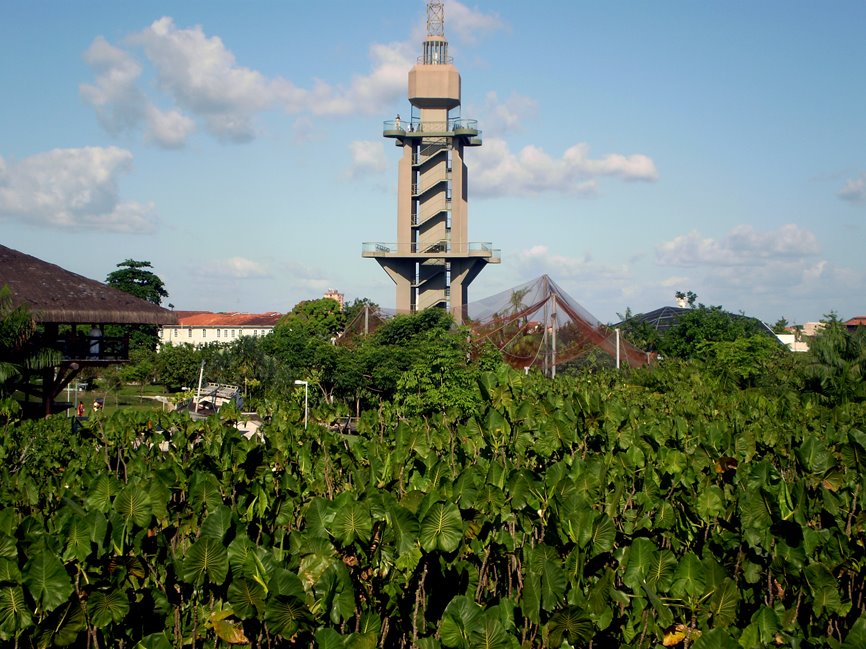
[0, 285, 61, 400]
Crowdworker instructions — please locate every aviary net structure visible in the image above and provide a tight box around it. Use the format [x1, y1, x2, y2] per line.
[466, 275, 651, 372]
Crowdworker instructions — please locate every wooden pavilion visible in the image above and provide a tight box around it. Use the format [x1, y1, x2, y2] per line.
[0, 245, 177, 416]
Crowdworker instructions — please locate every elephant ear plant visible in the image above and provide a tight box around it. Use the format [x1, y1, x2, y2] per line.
[1, 361, 866, 647]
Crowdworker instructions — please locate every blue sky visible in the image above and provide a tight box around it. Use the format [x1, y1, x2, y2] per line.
[2, 1, 864, 325]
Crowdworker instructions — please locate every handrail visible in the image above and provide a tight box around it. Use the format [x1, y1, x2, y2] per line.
[362, 241, 497, 256]
[383, 118, 479, 135]
[411, 172, 450, 196]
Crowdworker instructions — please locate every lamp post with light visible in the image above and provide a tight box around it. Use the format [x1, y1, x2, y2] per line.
[294, 380, 308, 430]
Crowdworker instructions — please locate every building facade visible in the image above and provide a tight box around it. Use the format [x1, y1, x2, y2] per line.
[159, 311, 283, 348]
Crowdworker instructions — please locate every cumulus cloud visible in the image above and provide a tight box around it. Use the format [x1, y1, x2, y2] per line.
[347, 140, 388, 178]
[81, 17, 413, 147]
[193, 256, 271, 279]
[472, 138, 658, 197]
[516, 244, 631, 282]
[0, 147, 157, 233]
[838, 172, 866, 203]
[446, 1, 505, 44]
[656, 224, 821, 267]
[479, 91, 538, 136]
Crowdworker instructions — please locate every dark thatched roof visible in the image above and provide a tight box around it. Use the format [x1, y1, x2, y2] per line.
[0, 245, 177, 325]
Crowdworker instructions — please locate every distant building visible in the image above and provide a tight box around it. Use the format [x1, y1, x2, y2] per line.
[323, 289, 345, 310]
[845, 316, 866, 332]
[797, 322, 825, 337]
[159, 311, 283, 348]
[776, 334, 809, 352]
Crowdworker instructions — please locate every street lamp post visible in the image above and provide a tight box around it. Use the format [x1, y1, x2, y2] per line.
[294, 380, 308, 430]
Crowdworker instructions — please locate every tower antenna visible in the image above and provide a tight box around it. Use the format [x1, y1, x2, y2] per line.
[427, 1, 445, 38]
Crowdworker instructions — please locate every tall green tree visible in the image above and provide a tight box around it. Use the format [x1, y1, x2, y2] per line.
[105, 259, 168, 305]
[0, 285, 60, 401]
[105, 260, 169, 350]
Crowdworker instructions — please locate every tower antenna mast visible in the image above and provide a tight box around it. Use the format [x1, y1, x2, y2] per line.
[427, 1, 445, 37]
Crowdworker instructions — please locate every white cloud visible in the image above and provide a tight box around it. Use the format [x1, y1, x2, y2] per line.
[479, 91, 538, 136]
[193, 256, 271, 279]
[838, 172, 866, 203]
[311, 42, 412, 116]
[516, 245, 631, 282]
[80, 37, 148, 134]
[446, 1, 505, 44]
[656, 224, 821, 267]
[81, 18, 414, 147]
[0, 147, 157, 233]
[348, 140, 388, 178]
[472, 138, 658, 197]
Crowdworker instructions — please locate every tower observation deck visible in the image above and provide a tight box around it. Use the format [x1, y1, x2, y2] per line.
[362, 0, 499, 324]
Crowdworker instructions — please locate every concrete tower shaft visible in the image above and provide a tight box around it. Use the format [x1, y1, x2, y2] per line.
[363, 1, 498, 324]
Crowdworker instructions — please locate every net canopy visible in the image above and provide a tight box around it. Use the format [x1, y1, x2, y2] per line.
[339, 275, 651, 371]
[465, 275, 651, 370]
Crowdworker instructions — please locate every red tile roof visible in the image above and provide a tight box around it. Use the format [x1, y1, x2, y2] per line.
[845, 316, 866, 327]
[173, 311, 284, 327]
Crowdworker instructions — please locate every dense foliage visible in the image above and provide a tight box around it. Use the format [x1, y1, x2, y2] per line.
[105, 260, 170, 351]
[2, 332, 866, 647]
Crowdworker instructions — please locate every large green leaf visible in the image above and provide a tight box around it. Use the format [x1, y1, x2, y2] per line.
[189, 471, 224, 513]
[183, 537, 229, 586]
[266, 596, 311, 638]
[469, 609, 511, 649]
[545, 607, 593, 647]
[646, 548, 677, 593]
[671, 552, 706, 600]
[315, 563, 354, 624]
[227, 578, 266, 619]
[522, 544, 566, 622]
[798, 438, 834, 475]
[87, 589, 129, 628]
[35, 599, 85, 646]
[439, 596, 482, 649]
[115, 483, 153, 529]
[0, 585, 32, 638]
[387, 503, 420, 556]
[590, 514, 616, 556]
[330, 500, 372, 546]
[842, 615, 866, 649]
[86, 474, 121, 513]
[22, 549, 72, 613]
[696, 485, 726, 520]
[691, 627, 739, 649]
[200, 504, 234, 541]
[622, 538, 658, 590]
[419, 502, 463, 553]
[708, 578, 739, 627]
[62, 517, 91, 563]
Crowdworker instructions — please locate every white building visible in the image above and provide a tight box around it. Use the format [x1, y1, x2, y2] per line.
[159, 311, 283, 348]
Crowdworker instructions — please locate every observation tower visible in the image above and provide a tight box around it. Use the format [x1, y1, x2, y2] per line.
[362, 0, 499, 324]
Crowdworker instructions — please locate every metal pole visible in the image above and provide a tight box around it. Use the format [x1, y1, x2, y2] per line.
[616, 328, 621, 369]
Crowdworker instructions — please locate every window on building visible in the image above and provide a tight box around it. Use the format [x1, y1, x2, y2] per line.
[188, 328, 192, 337]
[217, 329, 220, 338]
[202, 329, 207, 338]
[231, 330, 236, 338]
[173, 328, 178, 337]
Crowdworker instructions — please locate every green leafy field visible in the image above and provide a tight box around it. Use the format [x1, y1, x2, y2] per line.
[1, 362, 865, 647]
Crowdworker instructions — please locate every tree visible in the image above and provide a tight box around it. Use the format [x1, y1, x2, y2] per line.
[277, 298, 346, 340]
[105, 259, 168, 305]
[657, 305, 770, 360]
[105, 260, 169, 350]
[674, 290, 698, 307]
[803, 315, 866, 404]
[0, 284, 61, 401]
[771, 317, 790, 334]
